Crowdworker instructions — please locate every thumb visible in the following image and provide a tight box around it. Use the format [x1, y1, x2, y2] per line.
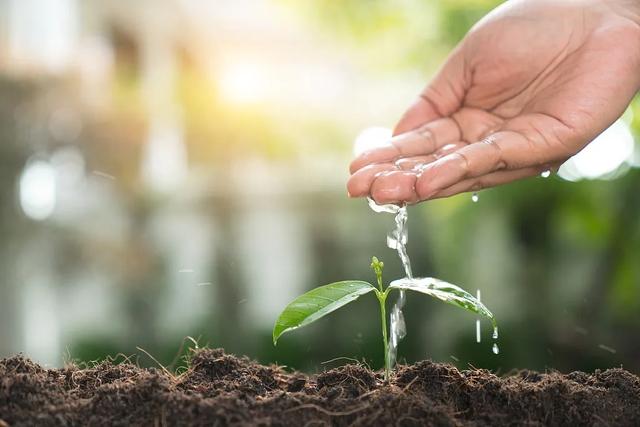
[394, 45, 467, 136]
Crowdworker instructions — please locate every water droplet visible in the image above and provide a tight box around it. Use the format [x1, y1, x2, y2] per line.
[492, 343, 500, 354]
[471, 192, 479, 203]
[492, 326, 498, 340]
[598, 344, 616, 354]
[541, 170, 551, 178]
[475, 290, 481, 343]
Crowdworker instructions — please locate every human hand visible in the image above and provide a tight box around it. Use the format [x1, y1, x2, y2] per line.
[348, 0, 640, 204]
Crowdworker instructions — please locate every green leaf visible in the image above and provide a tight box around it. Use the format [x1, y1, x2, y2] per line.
[273, 281, 376, 345]
[389, 277, 495, 323]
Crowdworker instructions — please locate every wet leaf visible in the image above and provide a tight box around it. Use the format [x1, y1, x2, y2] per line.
[273, 281, 376, 345]
[389, 277, 495, 324]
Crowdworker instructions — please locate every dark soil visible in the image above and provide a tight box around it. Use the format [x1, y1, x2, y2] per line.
[1, 349, 639, 426]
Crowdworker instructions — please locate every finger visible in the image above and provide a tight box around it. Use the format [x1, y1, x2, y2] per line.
[370, 170, 419, 205]
[451, 107, 504, 142]
[351, 141, 468, 201]
[414, 129, 556, 199]
[349, 145, 399, 175]
[349, 117, 461, 174]
[395, 142, 467, 170]
[393, 97, 442, 136]
[427, 163, 561, 200]
[395, 155, 435, 171]
[393, 118, 461, 157]
[394, 46, 467, 136]
[347, 163, 397, 197]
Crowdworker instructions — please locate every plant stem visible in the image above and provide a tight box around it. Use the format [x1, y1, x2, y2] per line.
[371, 257, 390, 381]
[378, 292, 390, 382]
[376, 272, 383, 292]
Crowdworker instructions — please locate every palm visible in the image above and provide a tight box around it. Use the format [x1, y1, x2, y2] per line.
[348, 0, 640, 204]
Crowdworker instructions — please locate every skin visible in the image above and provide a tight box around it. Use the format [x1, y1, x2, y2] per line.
[348, 0, 640, 204]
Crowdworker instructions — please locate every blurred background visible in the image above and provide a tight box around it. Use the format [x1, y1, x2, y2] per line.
[0, 0, 639, 375]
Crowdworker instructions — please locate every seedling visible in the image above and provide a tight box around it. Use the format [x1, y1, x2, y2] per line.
[273, 256, 497, 381]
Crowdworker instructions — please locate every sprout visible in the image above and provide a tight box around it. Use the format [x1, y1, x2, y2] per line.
[273, 257, 496, 381]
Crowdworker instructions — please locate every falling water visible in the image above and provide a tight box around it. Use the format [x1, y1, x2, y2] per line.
[367, 197, 411, 368]
[471, 194, 500, 354]
[492, 325, 499, 354]
[476, 290, 481, 343]
[367, 197, 499, 363]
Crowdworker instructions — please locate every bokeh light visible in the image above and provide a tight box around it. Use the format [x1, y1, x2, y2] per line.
[558, 119, 636, 181]
[19, 159, 57, 221]
[218, 60, 269, 106]
[1, 0, 639, 378]
[353, 126, 392, 156]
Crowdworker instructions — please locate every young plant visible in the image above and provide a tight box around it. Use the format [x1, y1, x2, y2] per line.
[273, 257, 497, 381]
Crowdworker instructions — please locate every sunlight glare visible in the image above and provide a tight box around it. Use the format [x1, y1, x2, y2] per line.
[353, 127, 392, 156]
[218, 60, 267, 105]
[558, 119, 635, 181]
[19, 159, 56, 221]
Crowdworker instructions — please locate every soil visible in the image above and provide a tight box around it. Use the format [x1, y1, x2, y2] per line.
[1, 348, 639, 426]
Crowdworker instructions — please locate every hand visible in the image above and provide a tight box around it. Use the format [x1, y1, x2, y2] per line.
[348, 0, 640, 204]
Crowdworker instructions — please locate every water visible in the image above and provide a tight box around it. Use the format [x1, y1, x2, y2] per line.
[475, 287, 501, 354]
[598, 344, 616, 354]
[367, 197, 499, 364]
[367, 197, 411, 368]
[476, 290, 481, 343]
[492, 325, 499, 354]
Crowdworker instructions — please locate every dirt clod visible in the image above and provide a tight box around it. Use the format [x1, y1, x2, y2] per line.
[1, 349, 639, 426]
[317, 364, 376, 398]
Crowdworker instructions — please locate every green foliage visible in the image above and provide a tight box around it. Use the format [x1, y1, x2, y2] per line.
[273, 257, 496, 379]
[272, 281, 375, 345]
[389, 277, 495, 325]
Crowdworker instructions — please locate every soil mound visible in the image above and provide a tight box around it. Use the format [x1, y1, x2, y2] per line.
[1, 349, 638, 426]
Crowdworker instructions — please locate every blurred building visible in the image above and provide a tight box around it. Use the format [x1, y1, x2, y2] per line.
[0, 0, 638, 375]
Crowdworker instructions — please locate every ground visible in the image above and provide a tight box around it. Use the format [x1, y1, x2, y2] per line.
[1, 348, 639, 426]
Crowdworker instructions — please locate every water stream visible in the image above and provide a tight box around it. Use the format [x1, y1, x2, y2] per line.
[367, 197, 411, 368]
[368, 196, 499, 367]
